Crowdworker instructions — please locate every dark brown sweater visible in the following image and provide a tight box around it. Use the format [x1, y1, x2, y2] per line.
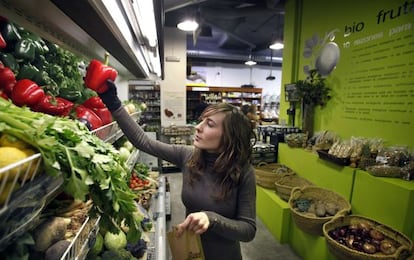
[112, 107, 257, 260]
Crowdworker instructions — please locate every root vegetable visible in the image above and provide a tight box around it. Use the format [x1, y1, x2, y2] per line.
[32, 217, 71, 251]
[44, 240, 71, 260]
[380, 240, 397, 255]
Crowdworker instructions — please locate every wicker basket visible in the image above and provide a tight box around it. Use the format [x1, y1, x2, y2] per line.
[285, 133, 308, 148]
[288, 186, 351, 236]
[323, 215, 413, 260]
[254, 163, 294, 189]
[274, 174, 314, 201]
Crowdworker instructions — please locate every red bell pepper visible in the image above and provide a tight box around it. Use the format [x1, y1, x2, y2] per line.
[11, 79, 45, 107]
[91, 107, 112, 125]
[0, 32, 6, 49]
[75, 105, 103, 130]
[82, 96, 112, 125]
[0, 66, 16, 95]
[0, 89, 8, 100]
[32, 95, 74, 116]
[84, 59, 117, 93]
[82, 96, 106, 109]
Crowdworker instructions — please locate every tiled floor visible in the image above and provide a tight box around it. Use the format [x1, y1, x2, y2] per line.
[164, 172, 301, 260]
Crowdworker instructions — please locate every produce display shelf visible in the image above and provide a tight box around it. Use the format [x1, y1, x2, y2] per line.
[61, 215, 101, 260]
[0, 169, 64, 251]
[92, 121, 121, 143]
[0, 153, 43, 214]
[91, 111, 141, 144]
[147, 176, 167, 260]
[126, 149, 141, 172]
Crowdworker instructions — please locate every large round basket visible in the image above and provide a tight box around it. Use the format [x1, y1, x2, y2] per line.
[254, 163, 294, 190]
[288, 186, 351, 236]
[274, 174, 313, 201]
[323, 215, 413, 260]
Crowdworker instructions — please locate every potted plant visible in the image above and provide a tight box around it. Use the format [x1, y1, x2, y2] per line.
[295, 69, 331, 137]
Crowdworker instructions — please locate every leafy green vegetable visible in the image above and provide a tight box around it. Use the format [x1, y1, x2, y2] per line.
[104, 229, 127, 251]
[43, 41, 84, 89]
[101, 248, 135, 260]
[0, 98, 140, 242]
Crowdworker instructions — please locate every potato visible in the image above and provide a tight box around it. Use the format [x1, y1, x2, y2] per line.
[315, 202, 326, 217]
[325, 202, 338, 216]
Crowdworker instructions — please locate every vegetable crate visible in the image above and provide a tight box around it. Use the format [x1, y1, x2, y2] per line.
[288, 186, 351, 236]
[274, 174, 313, 202]
[323, 215, 413, 260]
[0, 153, 64, 251]
[91, 121, 120, 142]
[61, 215, 101, 259]
[254, 163, 295, 190]
[0, 153, 43, 213]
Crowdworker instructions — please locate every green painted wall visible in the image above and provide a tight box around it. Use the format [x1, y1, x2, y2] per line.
[280, 0, 414, 147]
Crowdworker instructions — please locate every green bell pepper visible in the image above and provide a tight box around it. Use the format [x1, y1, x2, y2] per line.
[17, 63, 41, 81]
[59, 87, 82, 102]
[24, 32, 48, 56]
[14, 38, 36, 61]
[1, 22, 21, 44]
[0, 53, 19, 73]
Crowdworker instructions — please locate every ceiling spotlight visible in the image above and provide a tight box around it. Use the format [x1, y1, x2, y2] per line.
[177, 19, 199, 31]
[245, 54, 256, 66]
[269, 42, 284, 50]
[245, 60, 257, 66]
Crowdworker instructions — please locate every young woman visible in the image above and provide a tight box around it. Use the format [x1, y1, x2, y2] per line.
[98, 80, 257, 260]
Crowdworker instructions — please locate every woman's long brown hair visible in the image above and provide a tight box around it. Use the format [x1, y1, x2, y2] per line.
[186, 103, 256, 200]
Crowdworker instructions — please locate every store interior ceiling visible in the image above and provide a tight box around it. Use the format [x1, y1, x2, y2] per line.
[164, 0, 286, 67]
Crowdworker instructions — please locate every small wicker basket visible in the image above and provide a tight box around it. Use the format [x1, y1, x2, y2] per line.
[288, 186, 351, 236]
[323, 215, 413, 260]
[285, 133, 308, 148]
[274, 174, 313, 201]
[254, 163, 294, 190]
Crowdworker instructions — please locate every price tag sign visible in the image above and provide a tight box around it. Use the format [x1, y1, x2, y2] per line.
[285, 83, 300, 102]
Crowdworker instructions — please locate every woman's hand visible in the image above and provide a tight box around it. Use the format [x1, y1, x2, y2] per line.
[176, 212, 210, 236]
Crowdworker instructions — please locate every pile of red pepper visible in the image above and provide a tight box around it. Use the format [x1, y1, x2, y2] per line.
[0, 62, 114, 130]
[0, 17, 115, 131]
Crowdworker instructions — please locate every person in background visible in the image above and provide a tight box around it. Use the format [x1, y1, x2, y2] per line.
[241, 104, 259, 128]
[97, 80, 257, 260]
[193, 95, 209, 120]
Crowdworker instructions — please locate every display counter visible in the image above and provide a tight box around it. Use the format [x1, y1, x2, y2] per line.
[256, 186, 290, 243]
[277, 143, 355, 200]
[351, 170, 414, 242]
[256, 143, 414, 259]
[257, 143, 414, 259]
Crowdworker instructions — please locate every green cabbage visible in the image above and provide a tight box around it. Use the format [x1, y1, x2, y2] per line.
[104, 230, 127, 251]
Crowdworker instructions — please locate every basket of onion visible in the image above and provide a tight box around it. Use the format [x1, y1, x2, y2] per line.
[323, 215, 413, 259]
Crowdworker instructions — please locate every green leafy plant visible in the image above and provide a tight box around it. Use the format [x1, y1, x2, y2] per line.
[295, 69, 331, 107]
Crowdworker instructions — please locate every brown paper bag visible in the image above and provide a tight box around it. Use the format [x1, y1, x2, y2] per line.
[167, 227, 205, 260]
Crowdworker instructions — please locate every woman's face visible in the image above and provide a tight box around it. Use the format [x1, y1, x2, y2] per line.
[193, 112, 226, 152]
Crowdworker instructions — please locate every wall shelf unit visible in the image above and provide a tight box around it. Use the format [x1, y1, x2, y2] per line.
[186, 86, 262, 122]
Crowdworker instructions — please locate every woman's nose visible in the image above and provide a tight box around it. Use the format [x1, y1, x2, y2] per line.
[195, 121, 203, 132]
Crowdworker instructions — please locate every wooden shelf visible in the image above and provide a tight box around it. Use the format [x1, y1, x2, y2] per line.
[186, 85, 263, 122]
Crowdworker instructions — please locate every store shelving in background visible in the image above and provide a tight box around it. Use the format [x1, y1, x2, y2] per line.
[159, 125, 194, 173]
[128, 80, 161, 133]
[186, 86, 262, 123]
